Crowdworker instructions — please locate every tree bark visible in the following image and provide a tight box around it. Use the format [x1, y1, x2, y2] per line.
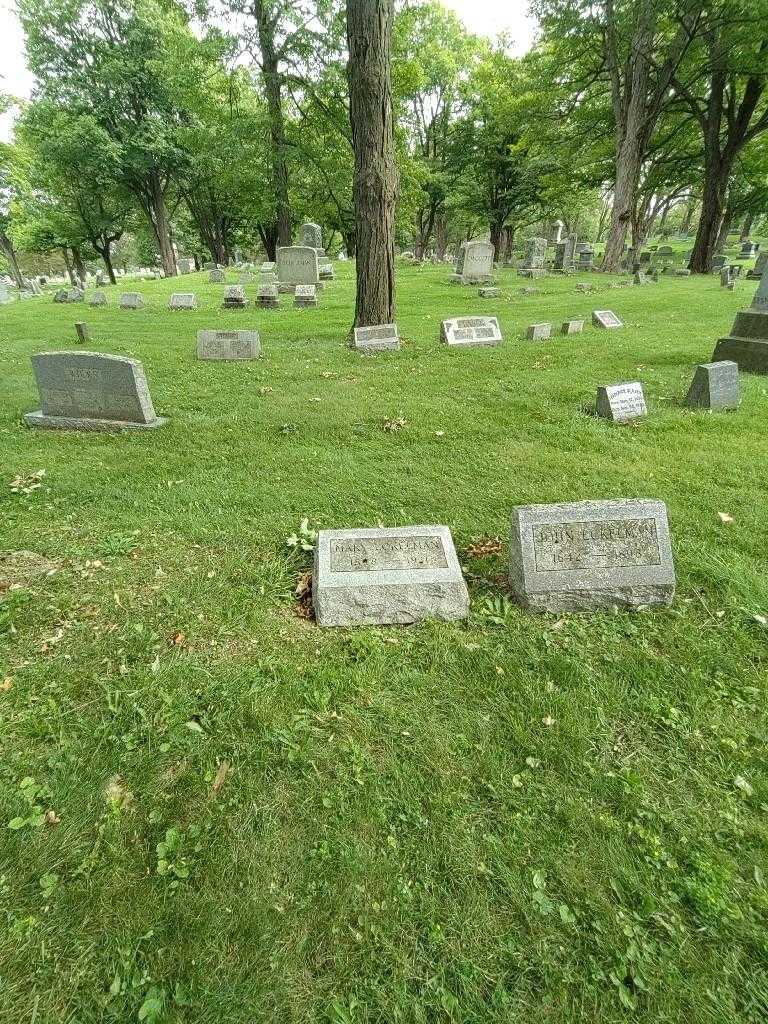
[71, 245, 87, 284]
[62, 247, 77, 286]
[739, 212, 754, 242]
[257, 221, 279, 262]
[435, 214, 448, 260]
[254, 0, 292, 247]
[346, 0, 396, 328]
[715, 200, 733, 253]
[0, 229, 24, 288]
[140, 169, 177, 276]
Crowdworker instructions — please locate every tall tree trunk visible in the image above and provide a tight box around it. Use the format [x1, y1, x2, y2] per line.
[94, 240, 118, 284]
[503, 224, 515, 261]
[346, 0, 396, 328]
[435, 214, 448, 259]
[690, 158, 730, 272]
[739, 212, 754, 242]
[71, 245, 87, 284]
[715, 201, 733, 253]
[489, 216, 505, 257]
[679, 195, 696, 235]
[0, 229, 24, 288]
[257, 222, 279, 262]
[143, 170, 177, 277]
[62, 247, 77, 286]
[254, 0, 292, 247]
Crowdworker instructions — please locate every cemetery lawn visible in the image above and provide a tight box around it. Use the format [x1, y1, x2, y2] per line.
[2, 262, 768, 1024]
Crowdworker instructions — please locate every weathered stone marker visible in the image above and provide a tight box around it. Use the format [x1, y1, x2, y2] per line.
[24, 351, 166, 431]
[457, 241, 495, 284]
[277, 246, 319, 293]
[352, 324, 400, 353]
[684, 360, 739, 410]
[74, 322, 89, 344]
[509, 499, 675, 612]
[478, 286, 501, 298]
[561, 319, 584, 335]
[527, 322, 552, 340]
[89, 291, 107, 306]
[119, 292, 143, 310]
[298, 222, 323, 251]
[256, 283, 279, 309]
[519, 237, 547, 278]
[592, 309, 624, 329]
[177, 257, 195, 274]
[441, 316, 502, 347]
[169, 293, 197, 311]
[294, 284, 318, 308]
[313, 525, 470, 627]
[197, 330, 261, 361]
[222, 285, 247, 310]
[596, 382, 647, 422]
[209, 269, 225, 283]
[712, 274, 768, 373]
[747, 252, 767, 280]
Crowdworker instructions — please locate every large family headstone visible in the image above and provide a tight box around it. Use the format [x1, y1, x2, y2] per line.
[24, 351, 166, 431]
[508, 499, 675, 612]
[169, 293, 197, 311]
[441, 316, 502, 347]
[712, 273, 768, 373]
[119, 292, 143, 310]
[313, 525, 470, 627]
[352, 324, 400, 353]
[685, 360, 739, 410]
[592, 310, 624, 329]
[277, 246, 319, 293]
[222, 285, 247, 309]
[457, 241, 495, 284]
[197, 330, 261, 361]
[596, 382, 647, 422]
[519, 237, 547, 278]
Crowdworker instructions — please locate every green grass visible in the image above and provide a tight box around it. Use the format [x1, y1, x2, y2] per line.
[1, 260, 767, 1024]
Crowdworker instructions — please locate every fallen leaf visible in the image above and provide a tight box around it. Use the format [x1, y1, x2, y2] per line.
[169, 631, 186, 647]
[542, 716, 555, 727]
[717, 512, 734, 524]
[734, 775, 754, 797]
[44, 809, 61, 826]
[0, 677, 13, 692]
[465, 536, 502, 558]
[211, 760, 231, 796]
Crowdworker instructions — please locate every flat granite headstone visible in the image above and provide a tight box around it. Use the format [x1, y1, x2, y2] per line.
[596, 381, 647, 422]
[562, 319, 584, 334]
[294, 284, 318, 307]
[441, 316, 502, 347]
[592, 309, 623, 329]
[684, 360, 739, 410]
[352, 324, 400, 353]
[197, 330, 261, 361]
[712, 273, 768, 373]
[527, 322, 552, 340]
[89, 291, 107, 306]
[277, 246, 319, 292]
[222, 285, 247, 309]
[169, 293, 197, 311]
[478, 286, 501, 298]
[24, 351, 166, 432]
[256, 283, 279, 309]
[120, 292, 143, 310]
[509, 499, 675, 612]
[313, 525, 470, 627]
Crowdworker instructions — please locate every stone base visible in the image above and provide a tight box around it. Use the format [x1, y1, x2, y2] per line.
[519, 269, 546, 279]
[314, 581, 470, 626]
[515, 585, 675, 614]
[222, 301, 247, 309]
[24, 411, 168, 432]
[256, 298, 279, 309]
[712, 336, 768, 374]
[279, 282, 324, 294]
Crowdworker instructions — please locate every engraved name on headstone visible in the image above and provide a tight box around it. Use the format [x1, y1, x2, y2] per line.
[277, 246, 319, 290]
[353, 323, 401, 352]
[441, 316, 502, 347]
[197, 330, 261, 361]
[169, 293, 197, 310]
[596, 382, 647, 422]
[592, 309, 623, 328]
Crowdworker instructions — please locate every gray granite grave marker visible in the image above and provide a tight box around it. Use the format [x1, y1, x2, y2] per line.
[684, 360, 739, 410]
[592, 310, 623, 329]
[352, 324, 400, 353]
[222, 285, 247, 309]
[441, 316, 502, 347]
[596, 381, 647, 422]
[527, 322, 552, 340]
[561, 319, 584, 335]
[89, 291, 107, 306]
[277, 246, 319, 292]
[712, 273, 768, 373]
[294, 284, 318, 308]
[256, 283, 279, 309]
[119, 292, 143, 310]
[197, 330, 261, 361]
[209, 269, 225, 283]
[169, 293, 197, 311]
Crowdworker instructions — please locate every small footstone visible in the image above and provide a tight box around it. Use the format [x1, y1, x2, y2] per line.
[527, 322, 552, 340]
[596, 381, 647, 422]
[592, 309, 623, 328]
[353, 324, 400, 352]
[169, 292, 197, 311]
[120, 292, 143, 310]
[441, 316, 502, 347]
[508, 499, 675, 612]
[294, 284, 318, 308]
[74, 322, 89, 344]
[478, 287, 501, 298]
[684, 360, 739, 410]
[561, 319, 584, 335]
[197, 330, 260, 361]
[313, 525, 470, 627]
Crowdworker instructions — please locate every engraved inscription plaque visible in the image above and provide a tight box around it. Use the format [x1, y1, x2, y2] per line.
[533, 518, 661, 572]
[441, 316, 502, 347]
[330, 535, 448, 573]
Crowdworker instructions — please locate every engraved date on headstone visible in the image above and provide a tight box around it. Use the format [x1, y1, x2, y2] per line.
[533, 518, 661, 571]
[330, 535, 448, 573]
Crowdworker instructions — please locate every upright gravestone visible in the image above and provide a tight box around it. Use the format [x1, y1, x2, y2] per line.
[298, 222, 323, 252]
[576, 246, 595, 270]
[313, 525, 470, 627]
[527, 322, 552, 340]
[740, 241, 758, 259]
[53, 289, 68, 303]
[169, 293, 197, 311]
[318, 256, 335, 281]
[74, 322, 90, 344]
[596, 382, 647, 422]
[197, 330, 261, 361]
[508, 499, 675, 612]
[712, 255, 727, 273]
[95, 271, 108, 287]
[712, 273, 768, 373]
[24, 351, 166, 431]
[222, 285, 247, 310]
[177, 258, 195, 274]
[685, 360, 739, 410]
[352, 324, 400, 353]
[89, 291, 107, 306]
[747, 252, 768, 280]
[459, 241, 495, 284]
[209, 269, 225, 283]
[561, 319, 584, 335]
[67, 289, 84, 303]
[294, 284, 318, 308]
[550, 220, 564, 245]
[519, 237, 547, 278]
[441, 316, 502, 347]
[120, 292, 143, 310]
[277, 246, 319, 293]
[256, 283, 279, 309]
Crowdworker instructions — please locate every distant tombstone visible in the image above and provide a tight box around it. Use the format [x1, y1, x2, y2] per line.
[576, 246, 595, 270]
[89, 291, 107, 306]
[318, 256, 335, 281]
[0, 281, 9, 304]
[197, 330, 261, 361]
[747, 252, 768, 280]
[298, 222, 323, 250]
[561, 319, 584, 335]
[527, 322, 552, 340]
[550, 220, 564, 244]
[441, 316, 502, 347]
[478, 286, 501, 298]
[740, 241, 758, 258]
[294, 284, 318, 307]
[177, 258, 195, 274]
[675, 268, 691, 277]
[313, 525, 469, 627]
[352, 324, 400, 353]
[209, 269, 225, 283]
[459, 241, 495, 283]
[685, 360, 739, 410]
[120, 292, 143, 310]
[96, 271, 108, 287]
[66, 288, 84, 303]
[712, 255, 727, 273]
[655, 245, 675, 262]
[74, 322, 90, 344]
[519, 237, 547, 278]
[720, 265, 735, 287]
[24, 351, 166, 432]
[239, 272, 255, 285]
[256, 283, 279, 309]
[596, 382, 647, 422]
[508, 499, 675, 612]
[222, 285, 247, 309]
[554, 234, 577, 272]
[277, 246, 319, 291]
[169, 293, 197, 311]
[633, 270, 651, 286]
[202, 261, 216, 271]
[592, 309, 624, 329]
[261, 261, 276, 274]
[712, 273, 768, 373]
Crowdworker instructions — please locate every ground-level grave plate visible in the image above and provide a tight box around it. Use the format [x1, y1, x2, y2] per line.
[352, 324, 400, 352]
[441, 316, 502, 347]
